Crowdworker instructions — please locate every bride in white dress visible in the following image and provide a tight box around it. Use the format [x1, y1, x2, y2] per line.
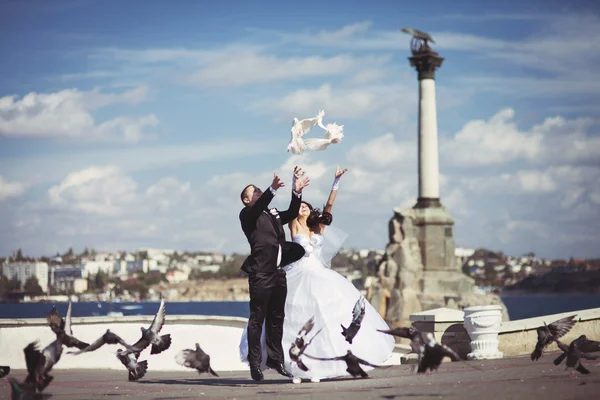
[240, 166, 395, 382]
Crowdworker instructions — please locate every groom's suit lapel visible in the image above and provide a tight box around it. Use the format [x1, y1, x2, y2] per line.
[263, 209, 283, 242]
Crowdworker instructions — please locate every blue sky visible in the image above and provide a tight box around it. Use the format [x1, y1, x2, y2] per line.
[1, 0, 599, 259]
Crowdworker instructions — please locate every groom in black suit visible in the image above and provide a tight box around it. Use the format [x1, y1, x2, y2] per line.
[239, 166, 310, 382]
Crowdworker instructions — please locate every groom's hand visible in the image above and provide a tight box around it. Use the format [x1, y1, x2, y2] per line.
[271, 173, 285, 190]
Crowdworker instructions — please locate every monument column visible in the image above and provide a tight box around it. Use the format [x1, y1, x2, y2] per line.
[409, 41, 444, 209]
[403, 29, 470, 296]
[365, 29, 509, 325]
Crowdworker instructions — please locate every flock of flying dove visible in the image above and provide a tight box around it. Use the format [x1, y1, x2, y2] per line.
[287, 109, 344, 155]
[1, 298, 598, 398]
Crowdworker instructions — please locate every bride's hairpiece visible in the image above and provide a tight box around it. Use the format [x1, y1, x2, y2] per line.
[307, 208, 333, 229]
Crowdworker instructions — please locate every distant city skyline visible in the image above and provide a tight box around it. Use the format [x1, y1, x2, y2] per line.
[1, 0, 599, 259]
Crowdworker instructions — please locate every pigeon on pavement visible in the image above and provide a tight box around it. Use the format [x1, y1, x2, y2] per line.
[175, 343, 218, 377]
[116, 349, 148, 381]
[417, 333, 461, 374]
[554, 335, 600, 377]
[531, 314, 577, 361]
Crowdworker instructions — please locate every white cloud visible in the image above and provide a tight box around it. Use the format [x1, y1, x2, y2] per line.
[0, 86, 157, 142]
[441, 108, 544, 166]
[346, 133, 415, 168]
[0, 137, 280, 187]
[252, 81, 417, 126]
[441, 108, 600, 167]
[189, 50, 388, 87]
[48, 165, 138, 216]
[0, 176, 27, 200]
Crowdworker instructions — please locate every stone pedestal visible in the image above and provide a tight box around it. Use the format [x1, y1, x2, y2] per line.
[412, 205, 475, 303]
[407, 307, 472, 361]
[463, 305, 504, 360]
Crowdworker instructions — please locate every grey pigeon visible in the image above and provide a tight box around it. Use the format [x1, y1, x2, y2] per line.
[22, 341, 53, 393]
[378, 326, 424, 354]
[35, 339, 63, 392]
[0, 366, 9, 378]
[341, 297, 365, 344]
[554, 336, 600, 377]
[116, 349, 148, 381]
[124, 299, 171, 356]
[305, 349, 390, 378]
[175, 343, 218, 376]
[417, 333, 461, 374]
[289, 316, 323, 371]
[531, 314, 577, 361]
[46, 302, 89, 350]
[67, 329, 138, 355]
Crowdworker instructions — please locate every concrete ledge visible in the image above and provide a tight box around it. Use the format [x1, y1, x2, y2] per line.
[0, 314, 249, 329]
[410, 307, 464, 323]
[498, 307, 600, 357]
[499, 307, 600, 333]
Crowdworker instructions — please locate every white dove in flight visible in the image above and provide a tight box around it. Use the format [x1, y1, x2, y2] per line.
[305, 118, 344, 152]
[287, 109, 325, 155]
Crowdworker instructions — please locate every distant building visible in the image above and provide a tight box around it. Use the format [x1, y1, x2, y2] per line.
[49, 265, 89, 294]
[54, 278, 88, 294]
[50, 265, 83, 286]
[165, 270, 188, 283]
[82, 260, 115, 278]
[2, 261, 49, 293]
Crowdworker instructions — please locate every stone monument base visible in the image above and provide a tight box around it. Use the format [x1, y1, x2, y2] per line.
[367, 204, 510, 332]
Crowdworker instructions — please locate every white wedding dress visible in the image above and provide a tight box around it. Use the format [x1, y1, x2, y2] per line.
[239, 227, 395, 380]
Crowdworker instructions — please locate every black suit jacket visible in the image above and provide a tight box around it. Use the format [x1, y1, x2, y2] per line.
[240, 188, 302, 275]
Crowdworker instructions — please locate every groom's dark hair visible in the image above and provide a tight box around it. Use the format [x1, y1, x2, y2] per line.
[240, 184, 253, 204]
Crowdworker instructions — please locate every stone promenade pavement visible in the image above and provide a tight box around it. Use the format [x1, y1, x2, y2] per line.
[2, 354, 598, 399]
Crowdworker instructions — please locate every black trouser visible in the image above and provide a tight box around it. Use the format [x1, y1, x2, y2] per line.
[247, 269, 287, 368]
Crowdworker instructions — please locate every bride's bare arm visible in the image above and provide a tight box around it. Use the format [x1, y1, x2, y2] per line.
[323, 166, 348, 214]
[314, 166, 348, 234]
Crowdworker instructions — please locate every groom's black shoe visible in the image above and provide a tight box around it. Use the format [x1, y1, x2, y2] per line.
[266, 360, 293, 378]
[250, 365, 264, 382]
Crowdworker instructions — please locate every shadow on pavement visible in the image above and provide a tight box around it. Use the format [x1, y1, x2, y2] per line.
[137, 375, 366, 387]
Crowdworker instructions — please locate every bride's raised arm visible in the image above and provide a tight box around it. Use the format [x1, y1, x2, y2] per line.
[322, 166, 348, 215]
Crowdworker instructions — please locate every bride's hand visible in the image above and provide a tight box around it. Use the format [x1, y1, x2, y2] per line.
[335, 166, 348, 179]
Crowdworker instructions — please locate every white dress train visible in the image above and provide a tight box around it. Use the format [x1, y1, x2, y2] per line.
[239, 229, 395, 380]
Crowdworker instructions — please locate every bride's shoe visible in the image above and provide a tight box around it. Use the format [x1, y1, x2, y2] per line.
[292, 377, 302, 384]
[310, 377, 321, 383]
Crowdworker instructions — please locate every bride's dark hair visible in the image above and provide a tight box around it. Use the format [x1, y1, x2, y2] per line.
[307, 207, 333, 229]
